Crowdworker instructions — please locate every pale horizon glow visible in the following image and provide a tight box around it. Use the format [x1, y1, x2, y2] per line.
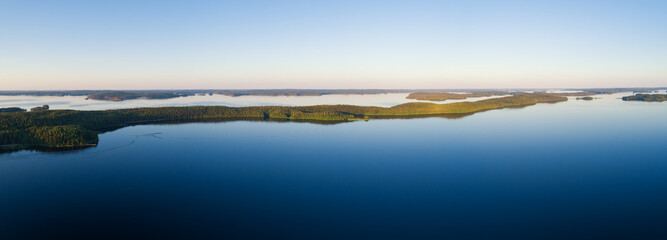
[1, 0, 666, 90]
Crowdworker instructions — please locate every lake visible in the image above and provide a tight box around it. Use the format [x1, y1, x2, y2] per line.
[1, 92, 667, 239]
[0, 92, 511, 110]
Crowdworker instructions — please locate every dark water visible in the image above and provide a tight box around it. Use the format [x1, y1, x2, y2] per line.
[1, 94, 666, 239]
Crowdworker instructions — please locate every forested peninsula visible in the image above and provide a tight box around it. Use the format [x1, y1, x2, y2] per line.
[1, 94, 566, 152]
[406, 91, 508, 101]
[622, 94, 667, 102]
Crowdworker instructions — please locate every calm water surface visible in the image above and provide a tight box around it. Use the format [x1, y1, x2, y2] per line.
[0, 93, 511, 110]
[1, 93, 667, 239]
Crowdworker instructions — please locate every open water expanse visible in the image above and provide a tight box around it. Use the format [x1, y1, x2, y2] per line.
[1, 92, 667, 239]
[0, 92, 510, 110]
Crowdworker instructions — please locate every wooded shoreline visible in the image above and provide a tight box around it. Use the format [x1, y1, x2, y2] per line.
[1, 94, 566, 152]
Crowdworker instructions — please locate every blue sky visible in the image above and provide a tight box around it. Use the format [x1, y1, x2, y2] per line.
[1, 0, 666, 90]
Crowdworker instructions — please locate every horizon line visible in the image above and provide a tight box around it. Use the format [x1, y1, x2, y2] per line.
[1, 87, 667, 92]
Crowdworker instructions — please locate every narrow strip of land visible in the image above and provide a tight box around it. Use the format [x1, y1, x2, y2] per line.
[405, 91, 508, 101]
[0, 94, 566, 151]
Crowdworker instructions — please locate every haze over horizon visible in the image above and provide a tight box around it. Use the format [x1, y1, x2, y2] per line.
[2, 0, 667, 90]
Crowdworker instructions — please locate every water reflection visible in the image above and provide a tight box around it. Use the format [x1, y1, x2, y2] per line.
[1, 92, 666, 239]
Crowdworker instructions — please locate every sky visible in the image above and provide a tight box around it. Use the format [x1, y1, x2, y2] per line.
[1, 0, 666, 90]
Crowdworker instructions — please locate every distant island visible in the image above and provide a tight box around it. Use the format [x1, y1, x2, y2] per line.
[406, 91, 508, 101]
[83, 90, 414, 101]
[622, 94, 667, 102]
[1, 93, 566, 152]
[403, 89, 631, 102]
[213, 89, 409, 97]
[0, 89, 412, 101]
[0, 107, 26, 113]
[30, 105, 50, 111]
[86, 92, 186, 101]
[2, 88, 665, 102]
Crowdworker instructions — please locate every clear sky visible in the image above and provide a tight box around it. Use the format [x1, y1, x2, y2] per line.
[1, 0, 666, 90]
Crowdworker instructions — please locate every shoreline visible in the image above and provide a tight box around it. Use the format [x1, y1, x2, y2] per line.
[1, 94, 566, 152]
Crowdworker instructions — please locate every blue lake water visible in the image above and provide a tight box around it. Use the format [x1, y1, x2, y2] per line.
[1, 93, 667, 239]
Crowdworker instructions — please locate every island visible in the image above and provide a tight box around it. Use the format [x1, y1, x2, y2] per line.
[0, 89, 412, 99]
[622, 94, 667, 102]
[403, 88, 642, 102]
[83, 90, 412, 101]
[0, 107, 26, 113]
[2, 88, 665, 102]
[86, 92, 186, 101]
[31, 105, 50, 111]
[406, 91, 508, 101]
[212, 89, 409, 97]
[0, 93, 566, 152]
[553, 92, 597, 97]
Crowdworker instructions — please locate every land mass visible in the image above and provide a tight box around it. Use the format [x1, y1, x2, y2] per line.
[406, 91, 508, 101]
[84, 90, 412, 101]
[0, 89, 413, 101]
[2, 88, 665, 102]
[622, 94, 667, 102]
[1, 94, 566, 152]
[86, 92, 186, 101]
[0, 107, 26, 113]
[213, 89, 409, 97]
[405, 89, 634, 102]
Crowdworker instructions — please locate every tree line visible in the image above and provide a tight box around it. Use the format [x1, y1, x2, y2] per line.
[1, 94, 567, 150]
